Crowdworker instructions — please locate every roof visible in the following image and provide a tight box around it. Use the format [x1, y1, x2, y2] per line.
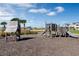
[5, 21, 18, 33]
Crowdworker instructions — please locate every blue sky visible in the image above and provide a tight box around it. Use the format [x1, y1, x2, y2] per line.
[0, 3, 79, 28]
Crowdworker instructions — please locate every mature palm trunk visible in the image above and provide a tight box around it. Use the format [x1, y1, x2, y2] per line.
[4, 25, 5, 28]
[24, 23, 25, 29]
[16, 21, 21, 40]
[3, 25, 6, 31]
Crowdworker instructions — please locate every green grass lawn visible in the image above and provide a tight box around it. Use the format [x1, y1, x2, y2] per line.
[69, 29, 79, 34]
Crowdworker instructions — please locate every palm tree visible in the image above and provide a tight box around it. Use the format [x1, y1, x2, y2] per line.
[11, 18, 20, 22]
[11, 18, 21, 32]
[11, 18, 21, 40]
[1, 22, 7, 31]
[20, 20, 27, 29]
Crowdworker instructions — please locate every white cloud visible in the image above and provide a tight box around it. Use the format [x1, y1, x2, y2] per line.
[0, 4, 16, 24]
[0, 16, 15, 27]
[0, 5, 15, 17]
[0, 10, 13, 17]
[29, 8, 48, 13]
[16, 3, 35, 8]
[0, 17, 14, 24]
[55, 6, 64, 13]
[47, 12, 56, 16]
[29, 6, 64, 16]
[47, 6, 64, 16]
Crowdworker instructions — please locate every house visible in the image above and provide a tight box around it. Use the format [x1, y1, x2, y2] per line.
[72, 22, 79, 30]
[65, 22, 79, 30]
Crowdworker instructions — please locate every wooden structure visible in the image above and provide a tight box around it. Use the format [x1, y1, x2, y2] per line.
[42, 23, 68, 37]
[4, 21, 21, 41]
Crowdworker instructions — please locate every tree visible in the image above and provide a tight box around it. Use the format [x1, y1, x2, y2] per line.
[11, 18, 21, 33]
[20, 20, 27, 29]
[11, 18, 21, 40]
[1, 22, 7, 30]
[11, 18, 20, 22]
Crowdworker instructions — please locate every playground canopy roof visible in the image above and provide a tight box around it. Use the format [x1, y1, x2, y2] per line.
[5, 21, 18, 33]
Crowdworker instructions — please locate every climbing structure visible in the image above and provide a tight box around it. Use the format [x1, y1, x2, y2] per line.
[42, 23, 68, 37]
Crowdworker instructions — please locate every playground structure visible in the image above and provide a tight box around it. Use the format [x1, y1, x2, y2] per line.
[42, 23, 69, 37]
[4, 21, 21, 41]
[42, 23, 79, 38]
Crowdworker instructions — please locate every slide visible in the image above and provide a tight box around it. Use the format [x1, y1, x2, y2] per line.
[67, 31, 79, 38]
